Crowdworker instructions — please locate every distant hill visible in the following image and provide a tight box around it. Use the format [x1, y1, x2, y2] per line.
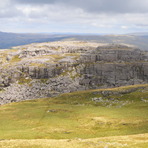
[0, 31, 148, 50]
[67, 34, 148, 51]
[0, 31, 68, 49]
[127, 32, 148, 36]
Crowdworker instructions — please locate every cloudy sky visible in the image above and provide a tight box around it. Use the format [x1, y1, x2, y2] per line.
[1, 0, 148, 34]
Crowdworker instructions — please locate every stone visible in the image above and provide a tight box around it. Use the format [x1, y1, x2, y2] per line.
[0, 41, 148, 105]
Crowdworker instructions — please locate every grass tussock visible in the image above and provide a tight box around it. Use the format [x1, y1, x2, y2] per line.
[0, 134, 148, 148]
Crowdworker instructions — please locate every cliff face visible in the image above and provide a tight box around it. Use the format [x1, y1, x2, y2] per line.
[0, 41, 148, 105]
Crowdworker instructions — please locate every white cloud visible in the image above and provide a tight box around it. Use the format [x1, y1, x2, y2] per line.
[121, 26, 128, 29]
[0, 0, 148, 33]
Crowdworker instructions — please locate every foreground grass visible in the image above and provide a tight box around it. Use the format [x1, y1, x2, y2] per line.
[0, 84, 148, 147]
[0, 133, 148, 148]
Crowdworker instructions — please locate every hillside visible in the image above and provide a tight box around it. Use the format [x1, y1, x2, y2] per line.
[0, 41, 148, 105]
[0, 41, 148, 148]
[1, 31, 148, 51]
[0, 84, 148, 147]
[0, 32, 68, 49]
[70, 34, 148, 51]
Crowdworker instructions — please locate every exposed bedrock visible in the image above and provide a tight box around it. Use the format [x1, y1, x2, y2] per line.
[0, 41, 148, 105]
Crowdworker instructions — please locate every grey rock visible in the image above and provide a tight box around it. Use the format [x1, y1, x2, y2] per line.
[0, 41, 148, 105]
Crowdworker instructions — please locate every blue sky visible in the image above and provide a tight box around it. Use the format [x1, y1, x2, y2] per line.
[1, 0, 148, 34]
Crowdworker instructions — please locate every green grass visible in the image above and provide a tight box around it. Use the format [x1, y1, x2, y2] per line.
[10, 55, 21, 63]
[0, 133, 148, 148]
[29, 62, 46, 67]
[0, 84, 147, 141]
[18, 77, 32, 85]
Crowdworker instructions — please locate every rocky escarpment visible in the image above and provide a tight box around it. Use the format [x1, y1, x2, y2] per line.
[0, 41, 148, 105]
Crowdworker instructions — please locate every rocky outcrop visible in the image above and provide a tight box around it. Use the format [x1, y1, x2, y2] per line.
[0, 41, 148, 105]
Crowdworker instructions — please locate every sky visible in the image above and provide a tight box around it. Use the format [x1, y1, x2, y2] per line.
[1, 0, 148, 34]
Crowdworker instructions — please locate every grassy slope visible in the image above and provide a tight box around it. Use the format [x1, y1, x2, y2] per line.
[0, 134, 148, 148]
[0, 84, 148, 147]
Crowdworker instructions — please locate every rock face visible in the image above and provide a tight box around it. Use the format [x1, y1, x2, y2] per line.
[0, 41, 148, 105]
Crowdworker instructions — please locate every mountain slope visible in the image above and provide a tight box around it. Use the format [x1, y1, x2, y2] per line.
[0, 41, 148, 105]
[0, 41, 148, 148]
[0, 31, 68, 49]
[0, 84, 148, 147]
[68, 34, 148, 51]
[1, 31, 148, 51]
